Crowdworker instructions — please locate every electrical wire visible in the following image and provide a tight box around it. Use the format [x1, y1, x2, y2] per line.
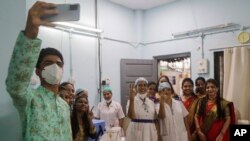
[68, 30, 74, 84]
[95, 0, 102, 103]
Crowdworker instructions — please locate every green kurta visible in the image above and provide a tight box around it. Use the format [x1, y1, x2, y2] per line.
[6, 32, 72, 141]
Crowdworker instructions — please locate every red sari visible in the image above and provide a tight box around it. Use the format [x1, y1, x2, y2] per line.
[182, 95, 199, 133]
[199, 100, 235, 141]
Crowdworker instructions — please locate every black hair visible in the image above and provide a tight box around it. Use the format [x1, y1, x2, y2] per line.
[71, 97, 96, 139]
[157, 75, 175, 94]
[59, 82, 74, 92]
[36, 47, 64, 68]
[198, 79, 224, 119]
[60, 82, 74, 87]
[182, 78, 196, 95]
[195, 77, 206, 85]
[148, 81, 157, 91]
[59, 86, 67, 91]
[182, 78, 194, 87]
[157, 75, 170, 85]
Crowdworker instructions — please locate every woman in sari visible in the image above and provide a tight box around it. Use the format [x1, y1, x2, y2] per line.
[193, 79, 235, 141]
[195, 77, 206, 99]
[181, 78, 199, 134]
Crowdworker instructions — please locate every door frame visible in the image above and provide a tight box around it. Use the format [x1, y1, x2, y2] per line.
[120, 59, 157, 113]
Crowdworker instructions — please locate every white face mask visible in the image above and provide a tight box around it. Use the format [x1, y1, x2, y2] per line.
[138, 93, 147, 99]
[41, 64, 63, 85]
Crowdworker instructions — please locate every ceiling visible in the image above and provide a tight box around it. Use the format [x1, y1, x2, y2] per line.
[109, 0, 177, 10]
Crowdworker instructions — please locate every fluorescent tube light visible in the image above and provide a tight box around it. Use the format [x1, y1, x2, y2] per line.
[54, 22, 103, 33]
[172, 23, 239, 38]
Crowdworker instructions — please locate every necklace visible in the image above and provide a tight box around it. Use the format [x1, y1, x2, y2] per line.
[140, 97, 148, 112]
[106, 101, 112, 107]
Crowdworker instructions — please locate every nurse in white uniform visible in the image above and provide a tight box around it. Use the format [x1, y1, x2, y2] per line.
[126, 77, 165, 141]
[157, 82, 191, 141]
[95, 86, 125, 141]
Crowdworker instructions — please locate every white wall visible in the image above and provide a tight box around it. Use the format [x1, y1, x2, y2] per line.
[0, 0, 26, 141]
[26, 0, 140, 106]
[1, 0, 250, 140]
[98, 0, 142, 103]
[142, 0, 250, 80]
[1, 0, 138, 140]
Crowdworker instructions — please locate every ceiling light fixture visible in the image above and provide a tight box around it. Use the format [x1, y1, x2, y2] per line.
[172, 23, 240, 38]
[54, 22, 103, 34]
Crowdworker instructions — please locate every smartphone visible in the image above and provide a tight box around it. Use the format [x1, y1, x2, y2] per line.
[41, 3, 80, 22]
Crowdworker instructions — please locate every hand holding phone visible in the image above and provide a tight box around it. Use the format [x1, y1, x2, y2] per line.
[41, 3, 80, 22]
[25, 1, 58, 39]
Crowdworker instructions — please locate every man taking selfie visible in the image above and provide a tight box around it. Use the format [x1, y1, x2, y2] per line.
[6, 1, 72, 141]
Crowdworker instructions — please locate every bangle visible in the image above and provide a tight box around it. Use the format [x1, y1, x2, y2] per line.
[196, 127, 201, 132]
[220, 131, 225, 135]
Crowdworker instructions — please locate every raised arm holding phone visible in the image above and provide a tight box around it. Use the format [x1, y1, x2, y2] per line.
[25, 2, 57, 39]
[6, 1, 74, 141]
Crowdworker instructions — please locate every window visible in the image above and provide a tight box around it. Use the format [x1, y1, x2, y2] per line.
[154, 52, 191, 95]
